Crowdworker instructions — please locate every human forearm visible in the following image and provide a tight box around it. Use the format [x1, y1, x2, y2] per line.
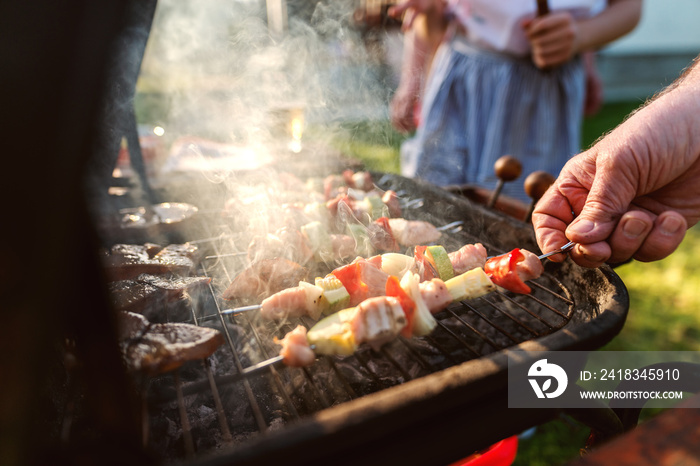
[574, 0, 641, 52]
[390, 6, 448, 132]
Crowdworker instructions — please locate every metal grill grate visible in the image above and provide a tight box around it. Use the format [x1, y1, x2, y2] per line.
[56, 173, 627, 465]
[140, 205, 577, 461]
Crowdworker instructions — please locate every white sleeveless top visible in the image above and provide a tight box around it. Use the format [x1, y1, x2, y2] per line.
[447, 0, 606, 56]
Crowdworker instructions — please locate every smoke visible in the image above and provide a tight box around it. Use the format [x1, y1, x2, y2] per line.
[139, 0, 395, 146]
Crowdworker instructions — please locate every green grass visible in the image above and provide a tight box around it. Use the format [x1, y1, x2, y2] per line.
[604, 224, 700, 352]
[328, 120, 404, 174]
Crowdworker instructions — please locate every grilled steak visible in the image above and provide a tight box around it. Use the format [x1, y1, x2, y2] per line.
[117, 311, 224, 375]
[108, 274, 211, 318]
[102, 243, 200, 281]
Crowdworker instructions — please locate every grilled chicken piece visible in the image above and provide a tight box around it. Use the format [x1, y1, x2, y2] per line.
[274, 325, 315, 367]
[117, 311, 224, 376]
[102, 243, 199, 281]
[261, 286, 311, 320]
[221, 258, 308, 303]
[449, 243, 488, 275]
[349, 296, 407, 351]
[386, 218, 441, 246]
[419, 278, 453, 314]
[516, 249, 545, 282]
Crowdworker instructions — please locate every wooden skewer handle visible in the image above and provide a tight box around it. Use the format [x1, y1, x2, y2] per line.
[523, 170, 555, 223]
[489, 155, 523, 208]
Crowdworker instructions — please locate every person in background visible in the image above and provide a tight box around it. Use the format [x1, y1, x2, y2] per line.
[533, 55, 700, 268]
[388, 0, 642, 202]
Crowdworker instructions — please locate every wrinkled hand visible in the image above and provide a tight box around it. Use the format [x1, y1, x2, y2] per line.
[523, 12, 579, 69]
[533, 84, 700, 268]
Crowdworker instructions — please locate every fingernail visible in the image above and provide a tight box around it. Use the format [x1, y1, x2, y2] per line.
[659, 215, 683, 235]
[576, 244, 606, 264]
[622, 218, 646, 238]
[568, 219, 595, 236]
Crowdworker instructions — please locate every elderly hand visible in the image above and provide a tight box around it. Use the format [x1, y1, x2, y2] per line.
[533, 63, 700, 267]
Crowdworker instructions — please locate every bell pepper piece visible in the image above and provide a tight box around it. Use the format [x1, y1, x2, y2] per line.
[385, 275, 416, 337]
[483, 248, 531, 294]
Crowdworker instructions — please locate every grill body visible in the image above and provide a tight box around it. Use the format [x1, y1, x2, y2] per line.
[44, 171, 629, 466]
[168, 174, 628, 466]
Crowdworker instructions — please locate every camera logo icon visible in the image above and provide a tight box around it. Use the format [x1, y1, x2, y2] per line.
[528, 359, 568, 399]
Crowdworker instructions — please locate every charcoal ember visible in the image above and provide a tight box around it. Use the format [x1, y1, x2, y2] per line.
[362, 349, 409, 386]
[275, 367, 331, 415]
[401, 336, 450, 370]
[380, 340, 434, 380]
[297, 357, 355, 405]
[147, 321, 295, 445]
[429, 313, 493, 360]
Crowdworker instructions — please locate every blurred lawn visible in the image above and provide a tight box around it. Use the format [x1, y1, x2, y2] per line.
[337, 101, 700, 465]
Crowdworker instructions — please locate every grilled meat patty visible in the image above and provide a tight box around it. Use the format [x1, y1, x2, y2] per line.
[117, 311, 224, 375]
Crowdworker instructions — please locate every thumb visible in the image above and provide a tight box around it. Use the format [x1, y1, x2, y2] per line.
[565, 169, 637, 245]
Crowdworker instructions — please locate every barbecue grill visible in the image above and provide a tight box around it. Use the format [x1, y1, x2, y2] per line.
[2, 2, 630, 466]
[50, 172, 629, 466]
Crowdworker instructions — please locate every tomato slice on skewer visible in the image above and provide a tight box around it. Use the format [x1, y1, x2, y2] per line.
[484, 248, 531, 294]
[331, 262, 367, 305]
[331, 259, 389, 306]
